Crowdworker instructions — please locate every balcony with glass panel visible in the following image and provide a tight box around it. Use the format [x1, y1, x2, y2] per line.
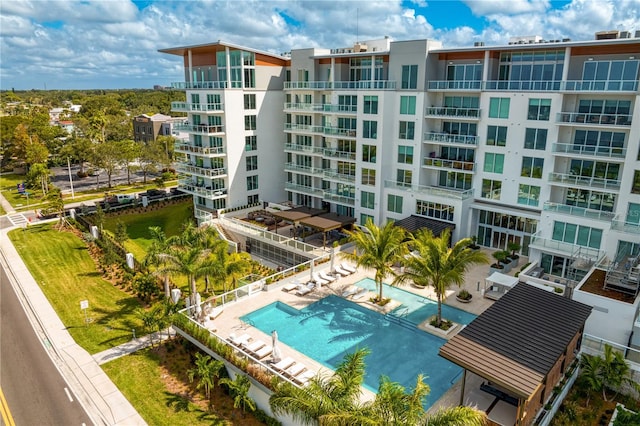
[284, 123, 324, 134]
[171, 102, 224, 113]
[529, 231, 603, 261]
[323, 148, 356, 161]
[283, 163, 325, 176]
[562, 80, 639, 92]
[422, 157, 475, 172]
[483, 80, 562, 91]
[556, 112, 632, 127]
[384, 180, 473, 200]
[552, 143, 626, 160]
[543, 202, 615, 222]
[174, 123, 224, 135]
[284, 143, 324, 155]
[323, 190, 355, 205]
[425, 106, 480, 120]
[178, 179, 227, 199]
[427, 81, 482, 91]
[323, 169, 356, 183]
[171, 81, 229, 90]
[323, 126, 357, 138]
[283, 80, 396, 90]
[284, 182, 323, 196]
[611, 217, 640, 234]
[548, 172, 621, 190]
[175, 162, 227, 178]
[174, 140, 226, 157]
[423, 132, 478, 146]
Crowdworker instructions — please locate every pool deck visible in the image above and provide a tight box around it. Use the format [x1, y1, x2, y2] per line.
[202, 248, 526, 420]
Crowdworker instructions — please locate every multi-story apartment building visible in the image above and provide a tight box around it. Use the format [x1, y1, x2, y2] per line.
[162, 34, 640, 341]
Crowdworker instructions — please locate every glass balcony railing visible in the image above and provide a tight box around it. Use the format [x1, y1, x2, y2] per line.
[323, 170, 356, 182]
[563, 80, 638, 92]
[556, 112, 632, 126]
[543, 202, 615, 221]
[552, 143, 626, 159]
[178, 179, 227, 198]
[174, 142, 226, 156]
[322, 149, 356, 160]
[548, 172, 621, 190]
[423, 132, 478, 145]
[175, 163, 227, 178]
[171, 81, 229, 90]
[324, 127, 357, 137]
[423, 157, 475, 172]
[283, 143, 324, 154]
[171, 102, 224, 112]
[427, 80, 639, 92]
[484, 80, 562, 91]
[284, 123, 324, 133]
[323, 190, 355, 205]
[174, 123, 224, 134]
[284, 80, 396, 90]
[283, 163, 324, 175]
[284, 183, 323, 195]
[383, 180, 474, 200]
[425, 107, 480, 119]
[284, 103, 357, 113]
[428, 81, 482, 91]
[529, 231, 603, 261]
[611, 219, 640, 233]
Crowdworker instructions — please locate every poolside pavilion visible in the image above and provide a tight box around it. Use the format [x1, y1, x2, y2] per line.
[439, 283, 592, 426]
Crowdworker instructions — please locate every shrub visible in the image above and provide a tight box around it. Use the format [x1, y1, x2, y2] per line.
[457, 289, 472, 300]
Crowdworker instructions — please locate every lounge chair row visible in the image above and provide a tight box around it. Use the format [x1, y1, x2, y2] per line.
[228, 333, 273, 359]
[341, 286, 368, 300]
[334, 263, 356, 277]
[271, 356, 316, 386]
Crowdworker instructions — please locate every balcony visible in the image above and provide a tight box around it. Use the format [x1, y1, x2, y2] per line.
[425, 107, 480, 120]
[284, 183, 323, 196]
[529, 231, 602, 261]
[422, 157, 475, 172]
[543, 202, 615, 222]
[384, 180, 474, 200]
[283, 143, 324, 154]
[484, 80, 562, 91]
[556, 112, 632, 127]
[552, 143, 626, 160]
[171, 81, 228, 90]
[174, 123, 224, 135]
[171, 102, 224, 113]
[284, 163, 324, 176]
[322, 148, 356, 161]
[178, 179, 227, 198]
[562, 80, 638, 92]
[284, 80, 396, 90]
[323, 190, 355, 205]
[323, 169, 356, 183]
[284, 123, 324, 134]
[548, 172, 621, 191]
[284, 103, 357, 114]
[423, 132, 479, 146]
[323, 127, 357, 138]
[611, 218, 640, 234]
[174, 142, 226, 157]
[427, 81, 482, 91]
[175, 163, 227, 178]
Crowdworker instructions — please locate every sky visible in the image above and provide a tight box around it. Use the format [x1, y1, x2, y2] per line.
[1, 0, 639, 90]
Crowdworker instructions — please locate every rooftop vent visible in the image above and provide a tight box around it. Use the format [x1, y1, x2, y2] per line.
[562, 38, 571, 42]
[635, 30, 640, 38]
[619, 30, 631, 39]
[595, 30, 619, 40]
[474, 41, 485, 47]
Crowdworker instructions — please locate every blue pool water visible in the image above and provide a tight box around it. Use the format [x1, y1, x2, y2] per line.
[241, 293, 476, 409]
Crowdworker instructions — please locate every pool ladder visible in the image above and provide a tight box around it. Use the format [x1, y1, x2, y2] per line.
[385, 308, 414, 331]
[239, 318, 255, 330]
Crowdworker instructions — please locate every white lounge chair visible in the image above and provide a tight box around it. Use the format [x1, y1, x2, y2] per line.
[282, 282, 298, 292]
[272, 356, 296, 372]
[209, 307, 224, 319]
[293, 369, 316, 386]
[340, 263, 357, 273]
[295, 284, 313, 296]
[312, 272, 329, 286]
[334, 265, 351, 276]
[353, 288, 369, 300]
[243, 339, 266, 353]
[285, 363, 306, 378]
[319, 271, 336, 283]
[342, 286, 359, 298]
[251, 345, 273, 359]
[228, 333, 251, 347]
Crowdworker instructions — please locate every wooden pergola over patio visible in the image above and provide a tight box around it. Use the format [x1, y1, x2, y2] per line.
[439, 283, 592, 426]
[270, 206, 325, 235]
[299, 213, 356, 248]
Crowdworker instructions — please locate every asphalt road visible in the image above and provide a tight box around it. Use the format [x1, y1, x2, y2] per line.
[50, 164, 149, 194]
[0, 264, 93, 426]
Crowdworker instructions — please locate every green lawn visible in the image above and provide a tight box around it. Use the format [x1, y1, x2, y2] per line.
[0, 173, 43, 211]
[9, 223, 144, 354]
[103, 199, 193, 260]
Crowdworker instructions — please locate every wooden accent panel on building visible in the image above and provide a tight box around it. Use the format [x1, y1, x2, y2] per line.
[256, 53, 288, 66]
[572, 43, 640, 56]
[438, 51, 485, 61]
[191, 52, 216, 67]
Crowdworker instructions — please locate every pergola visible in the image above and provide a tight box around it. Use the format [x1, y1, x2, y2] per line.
[393, 215, 455, 237]
[270, 206, 325, 235]
[299, 212, 356, 248]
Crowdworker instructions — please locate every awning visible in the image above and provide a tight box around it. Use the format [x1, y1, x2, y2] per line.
[393, 215, 454, 237]
[486, 272, 518, 289]
[299, 213, 355, 232]
[271, 206, 325, 223]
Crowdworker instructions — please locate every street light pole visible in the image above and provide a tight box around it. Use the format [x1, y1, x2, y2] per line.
[67, 157, 75, 199]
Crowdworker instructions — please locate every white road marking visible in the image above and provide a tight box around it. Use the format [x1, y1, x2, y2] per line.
[64, 387, 73, 402]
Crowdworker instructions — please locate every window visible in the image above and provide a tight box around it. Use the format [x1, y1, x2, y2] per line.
[247, 194, 259, 204]
[244, 94, 256, 109]
[626, 203, 640, 225]
[361, 168, 376, 186]
[489, 98, 510, 118]
[244, 115, 256, 130]
[486, 125, 508, 146]
[191, 93, 200, 104]
[582, 59, 639, 90]
[387, 194, 403, 213]
[396, 169, 412, 186]
[245, 135, 257, 151]
[246, 155, 258, 171]
[521, 157, 544, 178]
[573, 130, 625, 154]
[569, 159, 620, 181]
[528, 98, 551, 120]
[246, 175, 258, 190]
[338, 95, 357, 112]
[401, 65, 418, 89]
[481, 179, 501, 200]
[443, 121, 477, 136]
[398, 121, 415, 140]
[361, 191, 375, 209]
[397, 146, 414, 164]
[524, 128, 547, 150]
[400, 96, 416, 115]
[362, 145, 377, 163]
[518, 184, 540, 206]
[633, 171, 640, 194]
[484, 153, 505, 173]
[363, 121, 377, 139]
[566, 188, 615, 212]
[439, 171, 472, 190]
[446, 64, 483, 83]
[363, 96, 378, 114]
[416, 200, 454, 221]
[360, 214, 374, 225]
[552, 221, 603, 249]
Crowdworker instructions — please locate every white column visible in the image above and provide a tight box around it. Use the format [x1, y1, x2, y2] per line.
[562, 47, 571, 81]
[482, 50, 490, 87]
[370, 55, 375, 86]
[188, 49, 193, 83]
[225, 46, 231, 87]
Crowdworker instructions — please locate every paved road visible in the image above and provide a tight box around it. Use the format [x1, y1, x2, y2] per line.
[0, 264, 93, 426]
[50, 165, 151, 194]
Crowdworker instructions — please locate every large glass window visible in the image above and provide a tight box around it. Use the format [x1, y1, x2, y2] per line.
[569, 159, 620, 181]
[401, 65, 418, 89]
[397, 146, 414, 164]
[524, 128, 547, 150]
[246, 175, 258, 190]
[518, 184, 540, 206]
[528, 98, 551, 120]
[416, 200, 454, 221]
[565, 188, 615, 212]
[489, 98, 510, 118]
[521, 157, 544, 178]
[400, 96, 416, 115]
[552, 221, 602, 249]
[362, 145, 377, 163]
[360, 214, 374, 225]
[499, 50, 565, 84]
[396, 169, 412, 186]
[484, 153, 505, 173]
[244, 94, 256, 109]
[487, 125, 508, 146]
[244, 115, 256, 130]
[361, 168, 376, 186]
[363, 121, 378, 139]
[481, 179, 501, 200]
[246, 155, 258, 171]
[633, 171, 640, 194]
[438, 171, 472, 190]
[573, 130, 625, 154]
[387, 194, 403, 213]
[363, 96, 378, 114]
[626, 203, 640, 225]
[582, 59, 639, 90]
[245, 135, 257, 151]
[446, 64, 483, 82]
[442, 121, 477, 136]
[399, 122, 415, 140]
[361, 191, 375, 209]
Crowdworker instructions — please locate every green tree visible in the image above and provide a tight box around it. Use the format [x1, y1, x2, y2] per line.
[25, 134, 49, 166]
[114, 220, 129, 242]
[136, 305, 160, 346]
[188, 352, 224, 405]
[156, 135, 176, 162]
[59, 136, 93, 174]
[219, 374, 256, 415]
[91, 141, 120, 188]
[138, 138, 167, 183]
[26, 162, 50, 194]
[342, 219, 407, 302]
[94, 204, 105, 231]
[598, 344, 640, 401]
[132, 273, 159, 304]
[394, 228, 488, 327]
[143, 226, 173, 298]
[40, 186, 66, 228]
[117, 139, 141, 184]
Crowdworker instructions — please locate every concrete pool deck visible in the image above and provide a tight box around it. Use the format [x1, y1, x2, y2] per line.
[199, 248, 526, 420]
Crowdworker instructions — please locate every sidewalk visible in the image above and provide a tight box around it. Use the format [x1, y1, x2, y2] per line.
[0, 225, 146, 426]
[93, 329, 172, 366]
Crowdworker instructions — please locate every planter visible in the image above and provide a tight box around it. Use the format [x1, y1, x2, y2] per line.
[502, 261, 513, 273]
[489, 264, 505, 274]
[507, 256, 520, 267]
[456, 295, 472, 303]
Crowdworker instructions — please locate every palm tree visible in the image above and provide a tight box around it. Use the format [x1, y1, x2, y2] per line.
[394, 228, 488, 327]
[597, 344, 640, 401]
[210, 243, 252, 293]
[136, 306, 160, 347]
[161, 245, 217, 304]
[342, 219, 407, 302]
[419, 406, 487, 426]
[219, 374, 256, 415]
[577, 353, 603, 406]
[187, 352, 224, 404]
[143, 226, 172, 299]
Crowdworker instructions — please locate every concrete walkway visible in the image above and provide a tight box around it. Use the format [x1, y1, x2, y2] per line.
[0, 223, 147, 426]
[93, 329, 173, 366]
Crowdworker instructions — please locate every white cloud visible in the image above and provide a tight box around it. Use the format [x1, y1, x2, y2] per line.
[463, 0, 550, 16]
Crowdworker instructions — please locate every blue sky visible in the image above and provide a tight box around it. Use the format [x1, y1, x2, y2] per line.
[1, 0, 638, 90]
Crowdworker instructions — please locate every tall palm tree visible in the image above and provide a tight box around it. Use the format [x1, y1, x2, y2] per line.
[419, 406, 487, 426]
[160, 245, 217, 304]
[210, 243, 252, 293]
[394, 228, 488, 327]
[342, 219, 407, 302]
[219, 374, 256, 415]
[187, 352, 224, 404]
[143, 226, 172, 298]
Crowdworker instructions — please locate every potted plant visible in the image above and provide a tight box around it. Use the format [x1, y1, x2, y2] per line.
[507, 242, 521, 267]
[456, 289, 472, 303]
[490, 250, 508, 274]
[468, 236, 480, 250]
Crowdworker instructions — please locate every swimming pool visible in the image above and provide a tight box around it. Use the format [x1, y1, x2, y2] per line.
[355, 278, 478, 326]
[241, 294, 474, 409]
